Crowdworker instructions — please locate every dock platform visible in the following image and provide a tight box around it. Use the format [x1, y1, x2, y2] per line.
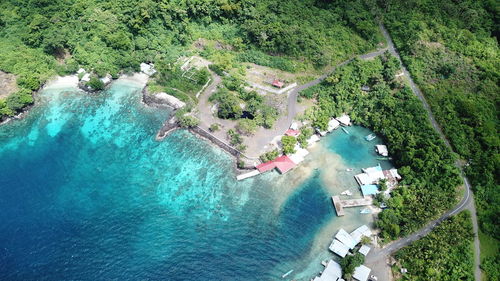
[236, 170, 260, 181]
[331, 196, 373, 216]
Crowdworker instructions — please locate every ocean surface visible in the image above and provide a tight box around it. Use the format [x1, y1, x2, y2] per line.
[0, 80, 391, 280]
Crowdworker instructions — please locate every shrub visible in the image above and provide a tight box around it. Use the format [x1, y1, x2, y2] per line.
[87, 76, 105, 90]
[260, 149, 279, 162]
[209, 123, 220, 132]
[178, 115, 199, 128]
[281, 135, 297, 155]
[237, 119, 257, 135]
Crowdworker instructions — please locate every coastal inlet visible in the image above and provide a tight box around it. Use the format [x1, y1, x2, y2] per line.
[0, 80, 391, 280]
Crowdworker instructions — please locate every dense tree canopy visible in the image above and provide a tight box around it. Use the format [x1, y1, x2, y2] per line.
[0, 0, 382, 119]
[380, 0, 499, 278]
[395, 211, 474, 281]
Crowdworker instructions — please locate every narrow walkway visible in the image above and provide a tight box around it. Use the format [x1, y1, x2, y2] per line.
[366, 24, 481, 281]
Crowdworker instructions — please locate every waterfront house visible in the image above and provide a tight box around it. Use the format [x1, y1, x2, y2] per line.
[312, 260, 343, 281]
[336, 114, 351, 126]
[335, 229, 357, 249]
[355, 165, 385, 186]
[329, 239, 350, 258]
[256, 155, 296, 174]
[375, 145, 388, 157]
[350, 225, 372, 244]
[327, 119, 340, 132]
[360, 184, 379, 196]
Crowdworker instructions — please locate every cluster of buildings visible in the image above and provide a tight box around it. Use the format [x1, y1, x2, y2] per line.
[312, 225, 374, 281]
[258, 115, 352, 174]
[355, 164, 401, 196]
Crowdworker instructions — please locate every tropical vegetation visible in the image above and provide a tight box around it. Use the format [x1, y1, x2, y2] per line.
[394, 211, 474, 281]
[301, 53, 462, 239]
[380, 0, 499, 278]
[0, 0, 382, 119]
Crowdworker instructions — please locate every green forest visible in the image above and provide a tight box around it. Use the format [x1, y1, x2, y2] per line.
[380, 0, 499, 279]
[394, 211, 474, 281]
[0, 0, 381, 119]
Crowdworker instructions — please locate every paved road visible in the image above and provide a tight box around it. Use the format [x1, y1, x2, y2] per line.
[366, 24, 481, 281]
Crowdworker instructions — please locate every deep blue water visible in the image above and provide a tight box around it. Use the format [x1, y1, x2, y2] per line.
[0, 81, 383, 280]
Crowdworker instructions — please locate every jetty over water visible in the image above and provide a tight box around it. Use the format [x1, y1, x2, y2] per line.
[331, 196, 373, 216]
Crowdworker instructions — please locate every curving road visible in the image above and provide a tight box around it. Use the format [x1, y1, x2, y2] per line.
[365, 24, 481, 281]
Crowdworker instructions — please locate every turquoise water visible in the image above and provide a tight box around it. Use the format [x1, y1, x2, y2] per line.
[0, 81, 387, 280]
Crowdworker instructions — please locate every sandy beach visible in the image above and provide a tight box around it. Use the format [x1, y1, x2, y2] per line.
[43, 75, 79, 90]
[116, 73, 149, 87]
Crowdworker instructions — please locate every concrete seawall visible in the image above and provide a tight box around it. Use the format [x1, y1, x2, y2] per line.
[189, 126, 241, 157]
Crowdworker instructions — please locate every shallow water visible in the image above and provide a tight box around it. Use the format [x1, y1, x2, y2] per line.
[0, 81, 389, 280]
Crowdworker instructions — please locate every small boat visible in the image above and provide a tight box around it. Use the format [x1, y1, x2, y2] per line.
[377, 157, 393, 161]
[341, 190, 353, 196]
[365, 134, 376, 141]
[341, 127, 349, 134]
[282, 269, 293, 278]
[346, 168, 353, 172]
[360, 208, 372, 214]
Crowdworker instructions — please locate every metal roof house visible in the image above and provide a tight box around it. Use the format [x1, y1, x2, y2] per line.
[360, 184, 379, 196]
[353, 265, 371, 281]
[329, 239, 350, 258]
[313, 260, 343, 281]
[256, 155, 296, 174]
[336, 114, 351, 126]
[350, 225, 372, 244]
[375, 145, 388, 157]
[355, 165, 385, 186]
[335, 229, 357, 249]
[359, 245, 371, 256]
[327, 119, 340, 132]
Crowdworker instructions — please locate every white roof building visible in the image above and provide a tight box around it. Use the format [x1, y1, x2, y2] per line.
[307, 134, 321, 147]
[289, 147, 309, 164]
[316, 128, 327, 137]
[314, 260, 342, 281]
[329, 239, 350, 258]
[290, 122, 299, 130]
[375, 145, 388, 157]
[335, 229, 357, 249]
[353, 265, 371, 281]
[359, 245, 371, 256]
[336, 114, 351, 126]
[350, 225, 372, 244]
[327, 119, 340, 132]
[388, 168, 402, 180]
[355, 165, 385, 185]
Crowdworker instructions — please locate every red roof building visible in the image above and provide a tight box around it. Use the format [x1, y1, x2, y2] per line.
[273, 155, 296, 174]
[256, 161, 277, 173]
[256, 155, 296, 174]
[272, 79, 284, 88]
[285, 129, 300, 137]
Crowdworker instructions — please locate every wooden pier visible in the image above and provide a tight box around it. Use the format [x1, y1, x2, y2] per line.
[331, 196, 373, 216]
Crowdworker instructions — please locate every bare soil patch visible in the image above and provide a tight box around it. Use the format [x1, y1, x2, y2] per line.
[0, 71, 18, 99]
